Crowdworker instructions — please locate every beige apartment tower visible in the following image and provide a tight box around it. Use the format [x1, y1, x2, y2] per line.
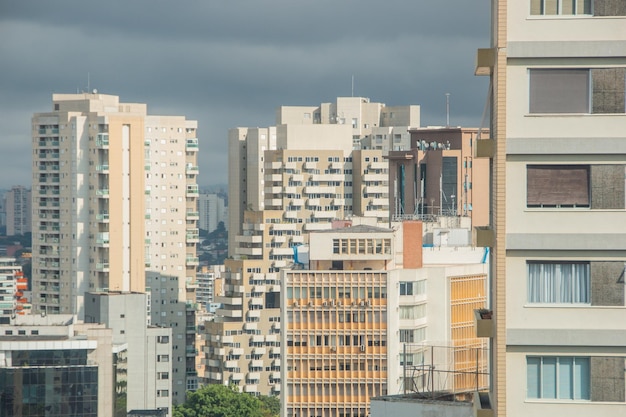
[477, 2, 626, 416]
[228, 97, 420, 255]
[32, 93, 198, 321]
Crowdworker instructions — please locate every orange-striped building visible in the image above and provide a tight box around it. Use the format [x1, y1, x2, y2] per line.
[281, 222, 489, 417]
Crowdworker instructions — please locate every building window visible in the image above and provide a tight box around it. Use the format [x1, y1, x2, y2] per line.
[530, 0, 591, 15]
[399, 304, 426, 320]
[527, 356, 590, 400]
[527, 262, 590, 304]
[399, 282, 413, 296]
[529, 68, 626, 114]
[528, 164, 626, 209]
[157, 389, 169, 397]
[157, 335, 170, 344]
[527, 165, 589, 208]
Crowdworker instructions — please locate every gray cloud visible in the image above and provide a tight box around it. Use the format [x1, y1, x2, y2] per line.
[0, 0, 490, 189]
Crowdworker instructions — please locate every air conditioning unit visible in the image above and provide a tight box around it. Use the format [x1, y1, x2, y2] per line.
[330, 346, 337, 352]
[352, 300, 356, 306]
[323, 301, 328, 307]
[293, 301, 299, 307]
[308, 301, 314, 307]
[359, 301, 365, 307]
[331, 300, 337, 307]
[365, 300, 371, 307]
[338, 301, 343, 307]
[360, 345, 365, 352]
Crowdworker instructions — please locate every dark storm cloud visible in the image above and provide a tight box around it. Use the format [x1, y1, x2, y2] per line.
[0, 0, 491, 189]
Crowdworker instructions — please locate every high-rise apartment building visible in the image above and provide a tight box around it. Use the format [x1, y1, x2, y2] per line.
[476, 2, 626, 416]
[31, 93, 198, 321]
[228, 97, 420, 255]
[198, 193, 227, 233]
[5, 185, 31, 236]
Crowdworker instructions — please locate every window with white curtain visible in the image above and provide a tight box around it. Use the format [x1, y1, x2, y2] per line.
[527, 262, 590, 304]
[399, 304, 426, 320]
[527, 356, 590, 400]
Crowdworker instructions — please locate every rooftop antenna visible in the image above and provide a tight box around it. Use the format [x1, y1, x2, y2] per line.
[445, 93, 450, 127]
[87, 72, 90, 93]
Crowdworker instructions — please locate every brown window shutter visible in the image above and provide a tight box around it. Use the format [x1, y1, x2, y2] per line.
[527, 165, 590, 207]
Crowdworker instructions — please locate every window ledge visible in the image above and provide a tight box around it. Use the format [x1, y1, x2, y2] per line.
[525, 113, 626, 117]
[524, 304, 626, 309]
[524, 399, 592, 404]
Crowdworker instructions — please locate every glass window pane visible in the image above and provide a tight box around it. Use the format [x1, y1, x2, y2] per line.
[542, 357, 557, 399]
[527, 357, 541, 398]
[574, 357, 590, 400]
[559, 357, 573, 399]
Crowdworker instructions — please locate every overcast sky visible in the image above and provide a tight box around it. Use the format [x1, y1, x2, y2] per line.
[0, 0, 491, 190]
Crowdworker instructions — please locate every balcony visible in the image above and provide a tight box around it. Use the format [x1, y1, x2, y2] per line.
[271, 223, 296, 231]
[249, 297, 264, 306]
[265, 186, 283, 194]
[186, 229, 200, 243]
[312, 210, 336, 219]
[368, 161, 387, 170]
[96, 212, 109, 222]
[186, 211, 199, 220]
[96, 262, 110, 272]
[186, 185, 199, 197]
[96, 189, 110, 198]
[186, 138, 199, 150]
[474, 48, 495, 76]
[216, 308, 242, 318]
[96, 233, 110, 246]
[474, 309, 493, 338]
[185, 164, 199, 174]
[237, 247, 262, 257]
[215, 295, 243, 306]
[96, 133, 109, 147]
[186, 257, 200, 266]
[364, 185, 387, 194]
[304, 223, 332, 231]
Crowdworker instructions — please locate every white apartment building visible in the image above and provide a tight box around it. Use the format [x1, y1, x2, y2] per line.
[198, 193, 227, 233]
[476, 2, 626, 416]
[31, 93, 198, 321]
[228, 97, 420, 255]
[5, 185, 31, 236]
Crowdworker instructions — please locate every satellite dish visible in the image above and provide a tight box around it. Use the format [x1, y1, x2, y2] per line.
[93, 89, 98, 94]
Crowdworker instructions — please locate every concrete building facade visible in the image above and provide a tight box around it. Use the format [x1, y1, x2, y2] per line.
[5, 186, 31, 236]
[198, 193, 227, 233]
[387, 127, 490, 227]
[477, 2, 626, 416]
[31, 93, 198, 319]
[281, 222, 489, 417]
[228, 97, 420, 255]
[0, 315, 113, 417]
[0, 258, 25, 320]
[84, 292, 173, 416]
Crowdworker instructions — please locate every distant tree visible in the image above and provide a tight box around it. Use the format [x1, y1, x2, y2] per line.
[173, 384, 277, 417]
[258, 395, 280, 417]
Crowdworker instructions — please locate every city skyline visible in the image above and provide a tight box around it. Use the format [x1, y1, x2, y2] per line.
[0, 0, 490, 189]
